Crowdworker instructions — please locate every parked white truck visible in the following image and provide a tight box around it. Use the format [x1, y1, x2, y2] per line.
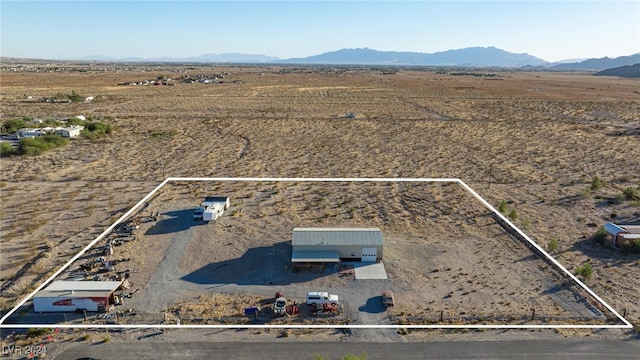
[305, 291, 339, 305]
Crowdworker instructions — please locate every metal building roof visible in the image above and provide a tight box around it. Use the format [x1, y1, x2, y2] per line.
[604, 222, 625, 236]
[33, 280, 123, 298]
[292, 228, 383, 247]
[291, 250, 340, 263]
[620, 225, 640, 234]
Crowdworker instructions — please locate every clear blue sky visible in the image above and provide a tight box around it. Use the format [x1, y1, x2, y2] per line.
[1, 1, 638, 62]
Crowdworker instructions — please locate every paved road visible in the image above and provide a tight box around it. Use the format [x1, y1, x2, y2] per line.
[56, 339, 640, 360]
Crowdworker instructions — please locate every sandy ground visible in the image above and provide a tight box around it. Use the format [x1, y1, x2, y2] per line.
[1, 65, 639, 346]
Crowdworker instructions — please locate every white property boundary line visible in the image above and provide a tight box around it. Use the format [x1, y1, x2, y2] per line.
[0, 177, 632, 330]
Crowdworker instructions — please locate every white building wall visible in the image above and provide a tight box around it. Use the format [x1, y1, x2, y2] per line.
[33, 296, 105, 312]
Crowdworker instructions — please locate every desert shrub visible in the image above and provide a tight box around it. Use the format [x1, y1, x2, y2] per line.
[85, 121, 112, 134]
[520, 217, 530, 230]
[621, 239, 640, 254]
[26, 328, 51, 338]
[19, 135, 68, 155]
[2, 119, 29, 133]
[81, 121, 113, 139]
[548, 238, 559, 252]
[147, 129, 176, 138]
[508, 209, 518, 220]
[498, 200, 507, 214]
[0, 142, 17, 157]
[580, 187, 592, 198]
[43, 118, 63, 126]
[575, 263, 593, 280]
[590, 176, 606, 193]
[66, 117, 85, 126]
[623, 187, 639, 200]
[593, 226, 608, 245]
[67, 90, 84, 103]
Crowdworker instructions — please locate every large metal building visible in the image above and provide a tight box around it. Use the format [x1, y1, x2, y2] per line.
[291, 228, 384, 267]
[32, 280, 123, 312]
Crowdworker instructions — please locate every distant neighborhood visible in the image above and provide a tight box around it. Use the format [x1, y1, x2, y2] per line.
[117, 73, 236, 86]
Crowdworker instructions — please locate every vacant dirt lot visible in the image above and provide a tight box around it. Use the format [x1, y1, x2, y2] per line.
[1, 65, 638, 336]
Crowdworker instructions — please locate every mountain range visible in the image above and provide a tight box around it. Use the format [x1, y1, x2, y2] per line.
[278, 47, 547, 67]
[594, 63, 640, 78]
[77, 47, 639, 70]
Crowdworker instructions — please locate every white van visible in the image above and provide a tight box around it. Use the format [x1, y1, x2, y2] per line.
[306, 291, 339, 305]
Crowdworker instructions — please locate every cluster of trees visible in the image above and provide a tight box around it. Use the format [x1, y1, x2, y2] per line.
[0, 116, 114, 157]
[0, 118, 30, 133]
[1, 135, 69, 156]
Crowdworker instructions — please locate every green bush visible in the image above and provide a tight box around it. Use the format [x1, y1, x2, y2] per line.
[81, 121, 113, 139]
[621, 239, 640, 254]
[19, 135, 69, 156]
[590, 176, 606, 193]
[508, 209, 518, 220]
[548, 238, 559, 252]
[623, 187, 639, 200]
[575, 263, 593, 280]
[593, 226, 608, 245]
[1, 119, 28, 133]
[498, 200, 508, 214]
[67, 90, 84, 103]
[0, 142, 17, 157]
[66, 117, 85, 126]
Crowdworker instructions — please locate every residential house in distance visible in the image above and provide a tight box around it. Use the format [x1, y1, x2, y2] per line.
[16, 128, 45, 138]
[55, 125, 84, 138]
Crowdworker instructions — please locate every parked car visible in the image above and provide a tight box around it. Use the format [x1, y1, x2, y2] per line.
[193, 207, 204, 220]
[382, 290, 395, 307]
[273, 297, 287, 316]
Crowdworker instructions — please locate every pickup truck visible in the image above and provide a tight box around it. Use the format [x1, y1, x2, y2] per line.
[305, 291, 339, 305]
[193, 207, 204, 221]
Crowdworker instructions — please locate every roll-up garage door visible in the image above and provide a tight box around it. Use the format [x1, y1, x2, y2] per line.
[361, 248, 377, 262]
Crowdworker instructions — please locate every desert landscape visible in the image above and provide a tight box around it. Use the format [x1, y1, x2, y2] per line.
[1, 63, 639, 352]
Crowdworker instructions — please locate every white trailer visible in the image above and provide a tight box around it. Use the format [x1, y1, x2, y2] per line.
[201, 196, 230, 222]
[203, 203, 225, 222]
[32, 280, 122, 312]
[202, 196, 230, 210]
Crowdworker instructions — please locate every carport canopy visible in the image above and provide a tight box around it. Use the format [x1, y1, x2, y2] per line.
[291, 250, 340, 263]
